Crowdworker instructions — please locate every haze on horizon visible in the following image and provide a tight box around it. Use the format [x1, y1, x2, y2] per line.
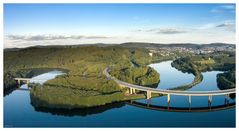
[4, 3, 236, 48]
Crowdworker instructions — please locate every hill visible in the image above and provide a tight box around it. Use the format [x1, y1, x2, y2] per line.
[4, 45, 161, 108]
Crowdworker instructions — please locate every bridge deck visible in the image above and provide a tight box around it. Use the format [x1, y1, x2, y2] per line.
[103, 67, 235, 96]
[14, 78, 47, 81]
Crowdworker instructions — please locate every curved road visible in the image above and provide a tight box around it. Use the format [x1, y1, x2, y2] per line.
[103, 67, 235, 96]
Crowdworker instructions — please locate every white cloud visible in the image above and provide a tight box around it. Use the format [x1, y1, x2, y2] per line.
[215, 20, 235, 32]
[6, 34, 111, 41]
[210, 5, 235, 13]
[194, 20, 235, 32]
[4, 34, 128, 48]
[197, 23, 215, 30]
[133, 27, 188, 34]
[4, 21, 236, 49]
[220, 5, 235, 9]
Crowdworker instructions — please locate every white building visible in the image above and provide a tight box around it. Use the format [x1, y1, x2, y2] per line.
[149, 52, 153, 57]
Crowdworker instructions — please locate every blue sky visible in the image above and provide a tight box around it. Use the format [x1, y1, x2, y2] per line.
[4, 4, 236, 48]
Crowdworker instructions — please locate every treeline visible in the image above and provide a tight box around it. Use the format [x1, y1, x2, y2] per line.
[217, 70, 235, 90]
[4, 45, 161, 108]
[172, 52, 235, 73]
[108, 48, 161, 88]
[171, 52, 235, 90]
[110, 66, 160, 88]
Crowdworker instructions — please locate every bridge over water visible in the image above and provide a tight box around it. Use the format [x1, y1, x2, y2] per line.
[103, 67, 236, 105]
[14, 78, 47, 85]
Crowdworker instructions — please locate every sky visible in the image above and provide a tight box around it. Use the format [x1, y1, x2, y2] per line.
[4, 3, 236, 48]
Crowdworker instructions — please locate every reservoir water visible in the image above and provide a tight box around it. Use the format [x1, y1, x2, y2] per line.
[4, 61, 235, 127]
[149, 61, 194, 89]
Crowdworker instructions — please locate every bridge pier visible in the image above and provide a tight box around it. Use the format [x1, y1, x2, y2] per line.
[129, 88, 136, 95]
[15, 78, 31, 85]
[208, 102, 212, 109]
[146, 91, 151, 99]
[26, 80, 30, 84]
[167, 94, 171, 103]
[225, 94, 230, 99]
[129, 88, 133, 94]
[17, 79, 20, 85]
[208, 95, 212, 105]
[225, 94, 230, 105]
[167, 101, 170, 110]
[189, 95, 192, 105]
[147, 99, 151, 107]
[225, 98, 229, 105]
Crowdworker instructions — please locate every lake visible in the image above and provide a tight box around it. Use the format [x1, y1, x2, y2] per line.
[4, 61, 235, 127]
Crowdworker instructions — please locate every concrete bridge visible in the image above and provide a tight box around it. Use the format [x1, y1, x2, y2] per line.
[14, 78, 46, 85]
[103, 67, 236, 105]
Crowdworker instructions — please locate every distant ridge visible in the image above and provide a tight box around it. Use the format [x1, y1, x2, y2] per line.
[120, 42, 235, 49]
[4, 42, 235, 52]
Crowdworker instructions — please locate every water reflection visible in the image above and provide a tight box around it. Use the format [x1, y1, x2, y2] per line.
[29, 99, 235, 117]
[149, 61, 194, 89]
[189, 71, 223, 91]
[31, 102, 126, 117]
[127, 100, 235, 112]
[4, 63, 235, 127]
[4, 70, 65, 96]
[4, 87, 18, 97]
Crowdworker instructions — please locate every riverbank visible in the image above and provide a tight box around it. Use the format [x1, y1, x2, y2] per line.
[171, 53, 235, 91]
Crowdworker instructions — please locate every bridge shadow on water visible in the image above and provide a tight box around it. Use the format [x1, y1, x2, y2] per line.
[30, 99, 235, 117]
[5, 84, 235, 117]
[126, 100, 235, 113]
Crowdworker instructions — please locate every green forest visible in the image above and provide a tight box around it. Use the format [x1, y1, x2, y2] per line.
[4, 45, 162, 108]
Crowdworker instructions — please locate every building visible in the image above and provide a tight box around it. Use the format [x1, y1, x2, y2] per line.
[149, 52, 153, 57]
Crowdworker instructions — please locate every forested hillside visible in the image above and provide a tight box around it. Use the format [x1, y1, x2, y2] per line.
[171, 52, 235, 90]
[4, 45, 161, 108]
